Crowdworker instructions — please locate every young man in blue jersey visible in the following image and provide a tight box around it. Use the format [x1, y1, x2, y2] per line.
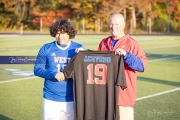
[34, 19, 85, 120]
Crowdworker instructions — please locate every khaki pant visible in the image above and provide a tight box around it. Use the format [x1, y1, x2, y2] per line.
[119, 106, 134, 120]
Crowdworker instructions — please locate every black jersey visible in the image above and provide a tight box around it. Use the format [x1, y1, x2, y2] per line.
[63, 50, 127, 120]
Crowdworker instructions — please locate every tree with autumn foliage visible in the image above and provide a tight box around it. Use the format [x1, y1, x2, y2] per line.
[1, 0, 36, 29]
[98, 0, 151, 33]
[149, 0, 180, 33]
[0, 0, 179, 33]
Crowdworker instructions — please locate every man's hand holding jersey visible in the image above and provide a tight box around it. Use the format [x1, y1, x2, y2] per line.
[76, 47, 85, 53]
[115, 48, 126, 56]
[55, 72, 65, 82]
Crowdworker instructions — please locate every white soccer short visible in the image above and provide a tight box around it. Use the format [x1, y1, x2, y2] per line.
[43, 98, 74, 120]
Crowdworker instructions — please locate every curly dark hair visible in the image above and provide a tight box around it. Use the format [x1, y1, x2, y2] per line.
[49, 19, 77, 39]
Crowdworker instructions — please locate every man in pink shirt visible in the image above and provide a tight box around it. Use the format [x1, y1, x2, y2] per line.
[98, 13, 148, 120]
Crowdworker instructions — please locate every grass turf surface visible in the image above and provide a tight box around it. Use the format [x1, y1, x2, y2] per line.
[0, 34, 180, 120]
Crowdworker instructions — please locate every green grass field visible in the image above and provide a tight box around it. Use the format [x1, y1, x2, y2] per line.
[0, 34, 180, 120]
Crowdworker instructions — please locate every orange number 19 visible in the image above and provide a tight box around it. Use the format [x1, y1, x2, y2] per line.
[87, 64, 107, 84]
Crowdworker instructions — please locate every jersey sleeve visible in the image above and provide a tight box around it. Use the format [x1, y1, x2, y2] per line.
[34, 45, 57, 79]
[63, 53, 77, 80]
[116, 56, 127, 90]
[124, 52, 144, 72]
[127, 39, 148, 72]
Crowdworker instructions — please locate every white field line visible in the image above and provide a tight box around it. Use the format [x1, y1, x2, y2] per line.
[144, 45, 180, 50]
[1, 49, 38, 54]
[0, 76, 37, 84]
[0, 35, 20, 37]
[0, 44, 41, 48]
[136, 56, 180, 100]
[136, 88, 180, 101]
[148, 56, 180, 62]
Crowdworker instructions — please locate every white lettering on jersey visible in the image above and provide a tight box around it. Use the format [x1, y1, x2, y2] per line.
[54, 57, 71, 63]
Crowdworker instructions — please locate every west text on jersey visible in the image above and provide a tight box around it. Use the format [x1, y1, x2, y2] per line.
[54, 57, 71, 63]
[84, 56, 111, 63]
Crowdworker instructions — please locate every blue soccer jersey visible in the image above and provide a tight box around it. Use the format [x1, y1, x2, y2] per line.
[34, 40, 84, 102]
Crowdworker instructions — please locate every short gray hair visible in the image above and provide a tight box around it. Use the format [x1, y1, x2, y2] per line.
[109, 13, 125, 23]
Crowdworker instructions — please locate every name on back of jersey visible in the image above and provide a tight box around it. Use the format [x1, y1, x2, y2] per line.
[84, 56, 111, 63]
